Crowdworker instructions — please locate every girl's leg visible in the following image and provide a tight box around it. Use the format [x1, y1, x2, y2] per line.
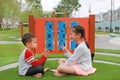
[58, 58, 67, 65]
[51, 58, 66, 72]
[51, 58, 68, 77]
[53, 69, 66, 77]
[57, 64, 76, 75]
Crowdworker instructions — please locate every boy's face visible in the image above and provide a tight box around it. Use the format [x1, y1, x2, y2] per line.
[28, 37, 38, 50]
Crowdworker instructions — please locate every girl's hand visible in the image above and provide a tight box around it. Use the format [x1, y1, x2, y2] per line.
[61, 45, 68, 53]
[42, 49, 49, 57]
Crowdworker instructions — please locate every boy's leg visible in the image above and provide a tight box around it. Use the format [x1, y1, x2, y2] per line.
[34, 73, 42, 78]
[57, 64, 76, 75]
[25, 63, 44, 76]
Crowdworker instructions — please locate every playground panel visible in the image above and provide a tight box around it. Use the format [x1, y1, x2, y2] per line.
[28, 15, 95, 56]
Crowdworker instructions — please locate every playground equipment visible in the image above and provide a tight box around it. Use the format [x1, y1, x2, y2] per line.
[28, 15, 95, 58]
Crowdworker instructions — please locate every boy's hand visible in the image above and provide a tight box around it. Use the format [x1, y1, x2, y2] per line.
[42, 49, 49, 57]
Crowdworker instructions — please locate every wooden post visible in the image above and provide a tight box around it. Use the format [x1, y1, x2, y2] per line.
[89, 15, 95, 61]
[64, 11, 67, 17]
[28, 15, 35, 34]
[52, 11, 56, 17]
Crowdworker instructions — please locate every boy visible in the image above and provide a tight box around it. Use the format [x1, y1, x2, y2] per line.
[18, 33, 48, 78]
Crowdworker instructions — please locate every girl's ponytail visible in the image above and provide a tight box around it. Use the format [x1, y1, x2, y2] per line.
[85, 41, 90, 49]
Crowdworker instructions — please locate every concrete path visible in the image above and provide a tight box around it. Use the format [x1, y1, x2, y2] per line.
[0, 62, 18, 71]
[0, 41, 21, 44]
[95, 35, 120, 50]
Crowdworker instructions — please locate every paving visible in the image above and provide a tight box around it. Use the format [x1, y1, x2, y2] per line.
[95, 35, 120, 50]
[0, 41, 21, 44]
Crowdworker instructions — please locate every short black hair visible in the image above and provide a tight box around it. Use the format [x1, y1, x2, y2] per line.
[22, 33, 36, 46]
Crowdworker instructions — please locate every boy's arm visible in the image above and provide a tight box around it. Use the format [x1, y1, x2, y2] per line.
[25, 49, 47, 67]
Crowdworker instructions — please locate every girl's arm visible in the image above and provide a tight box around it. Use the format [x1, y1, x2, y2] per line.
[62, 46, 72, 58]
[64, 47, 83, 65]
[64, 51, 72, 58]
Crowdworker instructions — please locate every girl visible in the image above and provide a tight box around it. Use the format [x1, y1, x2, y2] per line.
[52, 25, 96, 76]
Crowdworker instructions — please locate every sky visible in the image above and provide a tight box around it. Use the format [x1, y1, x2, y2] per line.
[41, 0, 120, 17]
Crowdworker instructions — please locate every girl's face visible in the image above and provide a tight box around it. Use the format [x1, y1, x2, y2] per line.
[27, 37, 38, 50]
[71, 30, 81, 42]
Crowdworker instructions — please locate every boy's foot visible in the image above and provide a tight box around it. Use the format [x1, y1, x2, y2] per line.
[34, 73, 42, 78]
[44, 68, 50, 72]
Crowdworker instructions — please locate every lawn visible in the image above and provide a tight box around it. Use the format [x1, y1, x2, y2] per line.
[94, 54, 120, 64]
[0, 44, 120, 66]
[0, 44, 25, 66]
[0, 43, 67, 66]
[0, 29, 120, 80]
[95, 31, 120, 35]
[0, 60, 119, 80]
[95, 48, 120, 54]
[0, 27, 28, 41]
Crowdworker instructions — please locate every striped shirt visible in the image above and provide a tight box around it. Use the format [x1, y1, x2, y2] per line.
[18, 48, 47, 75]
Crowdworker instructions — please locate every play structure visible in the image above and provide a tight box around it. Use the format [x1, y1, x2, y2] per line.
[28, 15, 95, 58]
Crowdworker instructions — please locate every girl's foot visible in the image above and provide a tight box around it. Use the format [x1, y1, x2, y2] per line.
[44, 68, 50, 72]
[51, 69, 66, 77]
[50, 69, 57, 73]
[34, 73, 42, 78]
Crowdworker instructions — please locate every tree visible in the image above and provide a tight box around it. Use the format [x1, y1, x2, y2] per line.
[0, 0, 21, 28]
[54, 0, 81, 17]
[19, 0, 43, 22]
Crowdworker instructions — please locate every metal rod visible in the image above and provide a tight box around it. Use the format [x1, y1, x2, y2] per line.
[110, 0, 113, 32]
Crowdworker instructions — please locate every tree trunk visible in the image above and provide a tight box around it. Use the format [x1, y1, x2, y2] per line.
[0, 18, 2, 28]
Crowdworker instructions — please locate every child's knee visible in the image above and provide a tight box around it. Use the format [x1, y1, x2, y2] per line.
[59, 58, 64, 62]
[57, 65, 64, 72]
[58, 58, 66, 64]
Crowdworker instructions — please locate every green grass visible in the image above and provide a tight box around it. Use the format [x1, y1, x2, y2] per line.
[0, 43, 66, 66]
[35, 53, 66, 58]
[0, 27, 28, 41]
[95, 31, 110, 35]
[0, 34, 21, 41]
[94, 55, 120, 64]
[95, 48, 120, 54]
[0, 27, 28, 34]
[95, 31, 120, 35]
[0, 60, 119, 80]
[0, 44, 25, 66]
[1, 44, 120, 66]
